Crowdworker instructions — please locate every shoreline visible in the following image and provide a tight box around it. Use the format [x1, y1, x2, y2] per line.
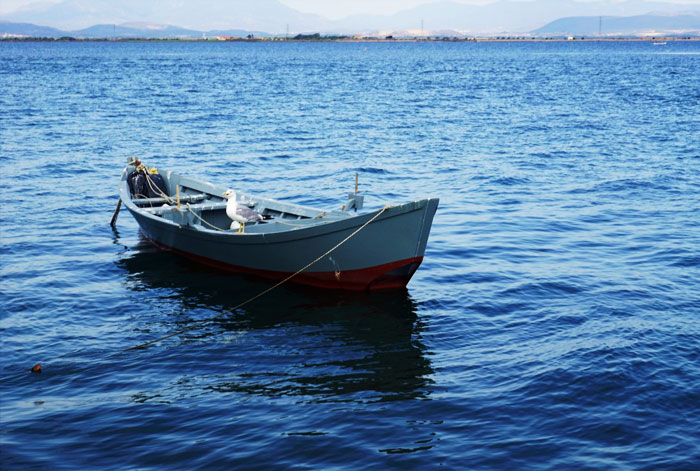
[2, 36, 698, 43]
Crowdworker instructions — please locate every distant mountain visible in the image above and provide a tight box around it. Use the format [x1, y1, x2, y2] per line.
[3, 0, 700, 34]
[535, 13, 700, 36]
[0, 21, 274, 39]
[1, 0, 326, 33]
[329, 0, 700, 34]
[0, 20, 65, 38]
[3, 1, 700, 38]
[74, 23, 202, 39]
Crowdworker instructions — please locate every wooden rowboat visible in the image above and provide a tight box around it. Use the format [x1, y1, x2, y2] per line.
[118, 159, 438, 291]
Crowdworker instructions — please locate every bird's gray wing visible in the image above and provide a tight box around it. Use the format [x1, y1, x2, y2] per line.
[236, 206, 263, 222]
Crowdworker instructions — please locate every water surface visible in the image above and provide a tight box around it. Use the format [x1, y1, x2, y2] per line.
[1, 40, 699, 470]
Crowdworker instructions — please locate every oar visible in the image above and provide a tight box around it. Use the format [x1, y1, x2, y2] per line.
[110, 198, 122, 227]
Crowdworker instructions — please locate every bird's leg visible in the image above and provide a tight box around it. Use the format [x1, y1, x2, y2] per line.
[238, 223, 245, 234]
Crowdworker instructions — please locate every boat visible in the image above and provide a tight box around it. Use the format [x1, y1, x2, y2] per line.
[118, 159, 439, 291]
[653, 41, 667, 46]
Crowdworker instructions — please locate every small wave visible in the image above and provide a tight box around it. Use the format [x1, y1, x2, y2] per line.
[466, 301, 531, 317]
[671, 255, 700, 268]
[257, 154, 295, 161]
[355, 167, 392, 175]
[501, 280, 584, 297]
[490, 176, 530, 186]
[593, 178, 669, 193]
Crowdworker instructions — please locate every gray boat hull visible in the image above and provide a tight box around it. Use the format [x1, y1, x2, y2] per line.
[119, 164, 438, 290]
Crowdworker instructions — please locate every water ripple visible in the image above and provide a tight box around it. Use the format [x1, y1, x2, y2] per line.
[1, 40, 699, 471]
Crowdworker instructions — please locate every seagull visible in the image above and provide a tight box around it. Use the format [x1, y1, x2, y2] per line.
[222, 189, 271, 233]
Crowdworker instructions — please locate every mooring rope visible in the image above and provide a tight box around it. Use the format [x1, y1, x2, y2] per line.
[125, 205, 390, 351]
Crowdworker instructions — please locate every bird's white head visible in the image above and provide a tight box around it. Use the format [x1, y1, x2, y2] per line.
[222, 189, 236, 200]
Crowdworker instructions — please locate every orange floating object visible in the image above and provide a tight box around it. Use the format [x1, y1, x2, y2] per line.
[30, 364, 42, 373]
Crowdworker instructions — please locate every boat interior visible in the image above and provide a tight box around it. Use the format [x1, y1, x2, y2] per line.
[125, 166, 353, 234]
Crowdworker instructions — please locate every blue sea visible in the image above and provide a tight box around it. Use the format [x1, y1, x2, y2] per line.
[1, 40, 699, 470]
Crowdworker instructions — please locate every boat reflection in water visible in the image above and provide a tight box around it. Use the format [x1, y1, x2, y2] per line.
[116, 234, 434, 403]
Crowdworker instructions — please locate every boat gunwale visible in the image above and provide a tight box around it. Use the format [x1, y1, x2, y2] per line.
[119, 167, 438, 245]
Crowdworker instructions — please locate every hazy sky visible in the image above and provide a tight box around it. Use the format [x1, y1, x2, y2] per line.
[282, 0, 496, 19]
[0, 0, 445, 17]
[2, 0, 700, 18]
[0, 0, 444, 17]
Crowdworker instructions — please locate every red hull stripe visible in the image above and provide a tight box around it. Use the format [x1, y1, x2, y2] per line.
[151, 240, 423, 291]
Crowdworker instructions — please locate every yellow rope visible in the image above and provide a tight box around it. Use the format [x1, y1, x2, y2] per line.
[125, 205, 390, 351]
[138, 166, 230, 232]
[142, 169, 175, 205]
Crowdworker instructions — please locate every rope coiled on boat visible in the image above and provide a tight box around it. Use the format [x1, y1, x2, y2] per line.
[125, 204, 391, 351]
[137, 166, 227, 231]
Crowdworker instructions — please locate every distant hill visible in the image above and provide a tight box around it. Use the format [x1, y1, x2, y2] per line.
[3, 11, 700, 39]
[0, 21, 66, 38]
[0, 21, 273, 39]
[0, 0, 325, 33]
[74, 23, 202, 39]
[535, 13, 700, 36]
[325, 0, 700, 34]
[3, 0, 700, 34]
